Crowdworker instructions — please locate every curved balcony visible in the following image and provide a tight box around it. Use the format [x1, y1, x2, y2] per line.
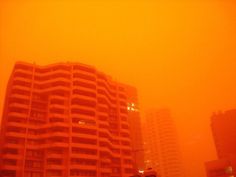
[71, 94, 96, 103]
[4, 143, 23, 149]
[14, 68, 33, 75]
[35, 68, 71, 77]
[49, 104, 66, 112]
[12, 85, 31, 92]
[48, 113, 68, 122]
[71, 133, 97, 140]
[9, 103, 29, 110]
[2, 154, 21, 160]
[10, 93, 30, 100]
[5, 132, 26, 139]
[7, 122, 28, 129]
[13, 75, 32, 83]
[71, 143, 97, 149]
[43, 142, 69, 148]
[1, 164, 20, 171]
[43, 85, 70, 93]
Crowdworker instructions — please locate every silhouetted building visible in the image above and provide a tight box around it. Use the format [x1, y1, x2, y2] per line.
[143, 109, 183, 177]
[0, 62, 135, 177]
[211, 110, 236, 158]
[205, 109, 236, 177]
[205, 155, 236, 177]
[123, 85, 144, 172]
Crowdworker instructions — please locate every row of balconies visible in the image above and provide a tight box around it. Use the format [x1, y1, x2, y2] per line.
[13, 65, 126, 93]
[5, 123, 129, 139]
[9, 86, 127, 112]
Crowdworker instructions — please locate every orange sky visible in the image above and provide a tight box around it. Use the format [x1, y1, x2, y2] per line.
[1, 0, 236, 176]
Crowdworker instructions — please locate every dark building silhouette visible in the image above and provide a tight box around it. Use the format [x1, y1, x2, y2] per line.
[0, 61, 137, 177]
[205, 109, 236, 177]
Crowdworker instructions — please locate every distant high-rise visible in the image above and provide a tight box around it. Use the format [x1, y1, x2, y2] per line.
[143, 109, 183, 177]
[0, 62, 134, 177]
[205, 109, 236, 177]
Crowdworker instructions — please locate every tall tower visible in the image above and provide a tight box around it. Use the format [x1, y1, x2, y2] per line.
[143, 108, 183, 177]
[0, 62, 134, 177]
[123, 85, 144, 172]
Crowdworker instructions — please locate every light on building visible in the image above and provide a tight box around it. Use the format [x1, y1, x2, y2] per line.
[138, 170, 144, 174]
[78, 120, 85, 125]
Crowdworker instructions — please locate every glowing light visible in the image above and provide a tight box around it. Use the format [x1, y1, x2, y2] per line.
[78, 120, 85, 125]
[138, 170, 144, 174]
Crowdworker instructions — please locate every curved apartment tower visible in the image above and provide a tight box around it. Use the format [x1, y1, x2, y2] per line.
[143, 109, 183, 177]
[0, 62, 133, 177]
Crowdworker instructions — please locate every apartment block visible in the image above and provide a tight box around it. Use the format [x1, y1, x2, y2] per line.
[0, 62, 134, 177]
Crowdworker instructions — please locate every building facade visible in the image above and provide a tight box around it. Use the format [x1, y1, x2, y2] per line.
[143, 109, 183, 177]
[205, 109, 236, 177]
[123, 85, 144, 172]
[0, 62, 134, 177]
[211, 110, 236, 158]
[205, 156, 236, 177]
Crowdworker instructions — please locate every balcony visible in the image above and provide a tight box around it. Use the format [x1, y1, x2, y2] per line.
[8, 112, 28, 119]
[49, 104, 66, 111]
[35, 68, 71, 77]
[13, 76, 32, 83]
[71, 94, 96, 102]
[9, 103, 29, 110]
[100, 157, 112, 163]
[50, 132, 69, 138]
[41, 122, 69, 129]
[41, 142, 68, 149]
[7, 122, 27, 128]
[45, 164, 64, 170]
[71, 133, 97, 140]
[4, 143, 23, 149]
[71, 153, 97, 160]
[100, 167, 112, 173]
[71, 143, 97, 149]
[10, 93, 30, 100]
[70, 164, 97, 171]
[1, 164, 20, 170]
[38, 77, 70, 84]
[48, 113, 68, 121]
[44, 86, 70, 93]
[47, 153, 64, 159]
[2, 154, 21, 159]
[12, 85, 31, 92]
[14, 68, 33, 75]
[70, 105, 96, 113]
[72, 76, 96, 85]
[50, 95, 66, 100]
[5, 132, 26, 139]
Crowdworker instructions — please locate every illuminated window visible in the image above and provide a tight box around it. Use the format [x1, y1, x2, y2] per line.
[127, 102, 138, 112]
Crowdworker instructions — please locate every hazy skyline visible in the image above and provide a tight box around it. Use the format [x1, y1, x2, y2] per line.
[1, 0, 236, 176]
